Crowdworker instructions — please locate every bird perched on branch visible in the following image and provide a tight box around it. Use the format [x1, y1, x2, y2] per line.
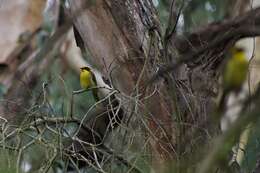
[80, 66, 99, 101]
[218, 46, 250, 170]
[219, 46, 249, 111]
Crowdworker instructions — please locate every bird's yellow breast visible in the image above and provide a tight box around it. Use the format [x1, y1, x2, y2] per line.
[80, 70, 93, 89]
[223, 51, 248, 90]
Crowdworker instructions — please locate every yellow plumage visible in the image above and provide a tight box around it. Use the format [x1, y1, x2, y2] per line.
[223, 47, 248, 91]
[80, 67, 99, 101]
[219, 47, 250, 167]
[218, 47, 249, 111]
[80, 68, 93, 88]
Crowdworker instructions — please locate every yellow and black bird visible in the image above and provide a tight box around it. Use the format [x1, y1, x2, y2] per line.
[223, 47, 248, 92]
[80, 66, 99, 101]
[218, 46, 249, 169]
[219, 46, 249, 111]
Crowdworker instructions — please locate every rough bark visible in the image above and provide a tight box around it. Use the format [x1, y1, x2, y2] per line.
[1, 0, 260, 171]
[68, 0, 260, 170]
[68, 0, 175, 169]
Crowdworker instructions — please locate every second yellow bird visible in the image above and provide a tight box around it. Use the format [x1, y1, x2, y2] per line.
[218, 46, 249, 112]
[223, 47, 248, 92]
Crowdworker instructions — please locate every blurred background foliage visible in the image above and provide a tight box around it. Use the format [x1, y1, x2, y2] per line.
[0, 0, 259, 173]
[158, 0, 229, 32]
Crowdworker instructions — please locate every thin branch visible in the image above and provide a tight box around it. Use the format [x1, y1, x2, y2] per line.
[149, 26, 260, 85]
[198, 87, 260, 173]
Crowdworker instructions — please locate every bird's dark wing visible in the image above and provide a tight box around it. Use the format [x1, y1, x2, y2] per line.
[90, 71, 97, 86]
[90, 71, 99, 101]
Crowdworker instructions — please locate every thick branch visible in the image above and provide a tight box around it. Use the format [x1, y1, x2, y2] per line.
[173, 6, 260, 55]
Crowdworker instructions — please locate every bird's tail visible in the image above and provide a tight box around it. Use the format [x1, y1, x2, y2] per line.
[92, 88, 99, 101]
[218, 89, 229, 113]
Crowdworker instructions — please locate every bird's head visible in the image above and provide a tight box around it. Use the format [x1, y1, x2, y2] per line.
[230, 46, 247, 62]
[231, 46, 245, 55]
[80, 66, 91, 72]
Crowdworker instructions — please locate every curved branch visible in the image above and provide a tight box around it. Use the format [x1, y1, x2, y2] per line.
[149, 7, 260, 83]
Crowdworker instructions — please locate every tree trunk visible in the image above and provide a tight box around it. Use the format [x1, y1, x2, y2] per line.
[68, 0, 175, 170]
[2, 0, 260, 172]
[68, 0, 260, 171]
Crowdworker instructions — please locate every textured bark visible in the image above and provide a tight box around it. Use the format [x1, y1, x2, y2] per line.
[68, 0, 175, 169]
[0, 0, 260, 172]
[68, 0, 260, 170]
